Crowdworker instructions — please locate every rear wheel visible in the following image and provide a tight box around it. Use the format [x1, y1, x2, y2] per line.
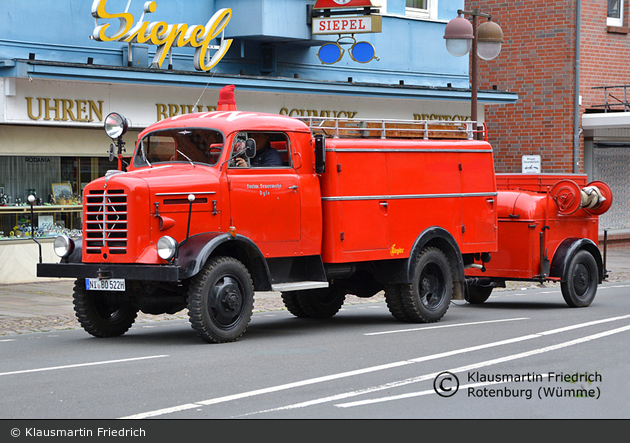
[73, 280, 138, 337]
[281, 292, 309, 318]
[384, 284, 412, 322]
[400, 247, 453, 322]
[466, 285, 493, 304]
[187, 257, 254, 343]
[561, 250, 598, 307]
[291, 286, 346, 319]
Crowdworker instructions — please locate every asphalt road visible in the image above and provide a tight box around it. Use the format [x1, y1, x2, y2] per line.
[1, 282, 629, 420]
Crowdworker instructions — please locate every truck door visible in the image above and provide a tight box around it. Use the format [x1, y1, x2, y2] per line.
[227, 132, 302, 256]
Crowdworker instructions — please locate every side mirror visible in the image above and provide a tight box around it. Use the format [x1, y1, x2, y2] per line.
[245, 138, 256, 158]
[315, 134, 325, 174]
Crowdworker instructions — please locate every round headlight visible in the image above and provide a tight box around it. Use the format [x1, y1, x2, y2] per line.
[157, 236, 178, 261]
[53, 235, 74, 258]
[104, 112, 128, 139]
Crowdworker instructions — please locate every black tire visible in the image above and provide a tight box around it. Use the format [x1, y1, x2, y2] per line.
[561, 250, 598, 307]
[466, 285, 493, 304]
[187, 257, 254, 343]
[384, 284, 412, 322]
[72, 280, 138, 337]
[400, 247, 453, 322]
[281, 292, 309, 318]
[294, 286, 346, 319]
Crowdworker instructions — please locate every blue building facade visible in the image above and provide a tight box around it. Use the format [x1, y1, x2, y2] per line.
[0, 0, 516, 281]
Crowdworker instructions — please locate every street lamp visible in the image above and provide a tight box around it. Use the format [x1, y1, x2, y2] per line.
[444, 9, 504, 138]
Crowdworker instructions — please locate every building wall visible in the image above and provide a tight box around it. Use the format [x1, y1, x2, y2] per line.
[470, 0, 630, 244]
[467, 1, 577, 173]
[580, 1, 630, 110]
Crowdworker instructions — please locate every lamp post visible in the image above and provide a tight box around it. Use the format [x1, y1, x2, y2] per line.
[444, 9, 504, 138]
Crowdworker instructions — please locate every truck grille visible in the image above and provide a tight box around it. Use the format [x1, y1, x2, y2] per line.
[84, 189, 128, 255]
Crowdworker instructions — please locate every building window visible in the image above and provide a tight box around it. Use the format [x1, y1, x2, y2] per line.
[406, 0, 437, 20]
[608, 0, 624, 27]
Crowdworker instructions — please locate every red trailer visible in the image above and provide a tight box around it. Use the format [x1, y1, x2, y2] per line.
[465, 173, 613, 307]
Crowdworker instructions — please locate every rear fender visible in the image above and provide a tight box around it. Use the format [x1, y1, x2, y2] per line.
[549, 238, 604, 283]
[408, 227, 467, 300]
[177, 232, 272, 290]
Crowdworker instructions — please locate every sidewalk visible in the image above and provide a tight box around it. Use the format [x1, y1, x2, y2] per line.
[1, 249, 629, 335]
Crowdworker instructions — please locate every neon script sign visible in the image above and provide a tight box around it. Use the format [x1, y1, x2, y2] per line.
[91, 0, 233, 71]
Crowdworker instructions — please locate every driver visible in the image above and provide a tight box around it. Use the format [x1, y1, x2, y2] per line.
[234, 133, 283, 167]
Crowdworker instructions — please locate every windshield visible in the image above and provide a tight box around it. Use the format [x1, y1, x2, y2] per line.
[133, 128, 224, 167]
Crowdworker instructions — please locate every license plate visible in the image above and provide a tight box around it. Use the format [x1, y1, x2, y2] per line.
[85, 278, 126, 291]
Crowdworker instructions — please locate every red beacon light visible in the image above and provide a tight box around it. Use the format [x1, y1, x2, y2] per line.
[217, 84, 237, 111]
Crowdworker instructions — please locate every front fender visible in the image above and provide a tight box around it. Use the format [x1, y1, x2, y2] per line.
[549, 237, 604, 283]
[177, 232, 272, 289]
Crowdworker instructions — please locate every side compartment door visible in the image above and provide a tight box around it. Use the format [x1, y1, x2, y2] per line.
[459, 150, 497, 249]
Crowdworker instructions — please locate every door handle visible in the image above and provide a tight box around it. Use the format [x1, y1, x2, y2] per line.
[288, 185, 298, 193]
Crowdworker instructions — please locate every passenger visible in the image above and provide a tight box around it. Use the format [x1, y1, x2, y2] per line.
[234, 133, 283, 167]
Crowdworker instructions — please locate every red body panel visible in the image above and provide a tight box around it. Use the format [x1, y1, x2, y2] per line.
[319, 138, 498, 263]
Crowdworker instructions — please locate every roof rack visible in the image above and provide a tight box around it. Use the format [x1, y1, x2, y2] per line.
[298, 117, 486, 141]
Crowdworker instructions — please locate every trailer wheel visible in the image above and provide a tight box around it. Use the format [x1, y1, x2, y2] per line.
[561, 250, 598, 308]
[281, 292, 309, 318]
[466, 285, 493, 304]
[187, 257, 254, 343]
[401, 247, 453, 322]
[384, 285, 412, 322]
[294, 286, 346, 319]
[72, 280, 138, 337]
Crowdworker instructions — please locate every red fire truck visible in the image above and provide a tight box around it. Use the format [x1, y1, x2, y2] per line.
[36, 85, 612, 343]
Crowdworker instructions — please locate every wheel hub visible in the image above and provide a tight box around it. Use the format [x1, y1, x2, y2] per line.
[223, 291, 241, 311]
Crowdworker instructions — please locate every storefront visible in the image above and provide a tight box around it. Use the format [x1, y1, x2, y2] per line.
[0, 0, 517, 282]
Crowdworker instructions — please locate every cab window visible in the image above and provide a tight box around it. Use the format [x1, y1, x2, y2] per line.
[133, 128, 224, 167]
[229, 132, 290, 168]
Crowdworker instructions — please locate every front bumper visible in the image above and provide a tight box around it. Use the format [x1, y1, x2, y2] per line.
[37, 262, 180, 282]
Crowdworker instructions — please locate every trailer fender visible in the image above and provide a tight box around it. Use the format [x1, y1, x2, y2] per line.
[407, 227, 467, 300]
[177, 232, 272, 290]
[549, 238, 604, 283]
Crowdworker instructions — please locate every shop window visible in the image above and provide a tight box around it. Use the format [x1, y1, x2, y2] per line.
[608, 0, 624, 27]
[0, 156, 114, 240]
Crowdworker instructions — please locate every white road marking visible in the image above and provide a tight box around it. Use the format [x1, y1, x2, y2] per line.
[335, 325, 630, 408]
[364, 317, 529, 336]
[121, 314, 630, 419]
[243, 323, 630, 415]
[0, 355, 169, 377]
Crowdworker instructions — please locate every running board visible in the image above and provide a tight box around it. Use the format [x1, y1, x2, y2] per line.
[271, 281, 329, 292]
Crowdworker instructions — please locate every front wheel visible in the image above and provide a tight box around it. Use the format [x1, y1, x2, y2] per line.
[73, 280, 138, 337]
[187, 257, 254, 343]
[561, 250, 598, 307]
[400, 247, 453, 322]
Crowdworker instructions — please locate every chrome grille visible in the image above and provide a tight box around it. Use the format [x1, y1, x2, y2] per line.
[85, 189, 128, 255]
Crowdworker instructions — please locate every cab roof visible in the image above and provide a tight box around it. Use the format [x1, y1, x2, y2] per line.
[139, 111, 311, 138]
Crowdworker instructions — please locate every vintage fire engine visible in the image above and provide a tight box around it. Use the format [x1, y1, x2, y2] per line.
[37, 85, 613, 343]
